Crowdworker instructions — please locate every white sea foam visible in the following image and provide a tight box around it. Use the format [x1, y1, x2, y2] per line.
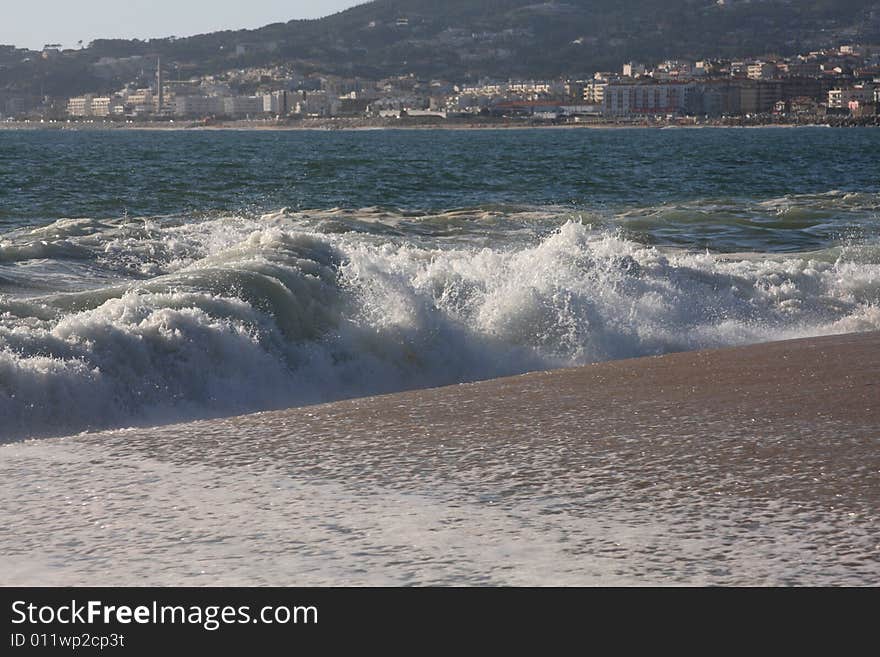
[1, 210, 879, 440]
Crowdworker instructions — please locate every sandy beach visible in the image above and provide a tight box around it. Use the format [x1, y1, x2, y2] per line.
[2, 332, 878, 586]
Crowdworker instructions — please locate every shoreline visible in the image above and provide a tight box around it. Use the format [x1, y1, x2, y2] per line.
[1, 118, 871, 132]
[3, 331, 879, 585]
[107, 329, 880, 440]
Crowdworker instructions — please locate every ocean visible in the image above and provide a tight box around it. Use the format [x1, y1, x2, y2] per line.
[2, 127, 879, 586]
[2, 127, 879, 440]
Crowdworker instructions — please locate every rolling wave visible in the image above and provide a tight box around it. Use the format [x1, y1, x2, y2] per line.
[2, 207, 880, 440]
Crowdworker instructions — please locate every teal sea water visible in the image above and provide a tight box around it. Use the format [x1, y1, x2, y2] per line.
[1, 127, 879, 439]
[3, 127, 880, 251]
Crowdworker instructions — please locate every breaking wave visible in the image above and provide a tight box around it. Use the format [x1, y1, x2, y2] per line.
[2, 207, 880, 440]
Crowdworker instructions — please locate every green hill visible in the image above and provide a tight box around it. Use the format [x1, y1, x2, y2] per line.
[2, 0, 879, 98]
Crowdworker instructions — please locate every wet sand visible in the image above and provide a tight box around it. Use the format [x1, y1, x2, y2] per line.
[2, 332, 879, 585]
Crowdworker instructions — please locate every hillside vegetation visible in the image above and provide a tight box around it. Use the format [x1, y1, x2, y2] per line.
[2, 0, 878, 97]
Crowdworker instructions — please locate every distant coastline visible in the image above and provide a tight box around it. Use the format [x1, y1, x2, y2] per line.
[1, 117, 875, 131]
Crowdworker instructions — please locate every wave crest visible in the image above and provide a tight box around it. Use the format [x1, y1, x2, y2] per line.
[2, 213, 879, 440]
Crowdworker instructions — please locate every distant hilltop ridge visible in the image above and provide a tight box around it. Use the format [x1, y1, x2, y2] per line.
[1, 0, 880, 99]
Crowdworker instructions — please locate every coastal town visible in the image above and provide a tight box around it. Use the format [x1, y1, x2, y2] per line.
[2, 41, 880, 127]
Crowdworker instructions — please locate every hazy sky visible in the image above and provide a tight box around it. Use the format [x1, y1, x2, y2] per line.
[1, 0, 365, 50]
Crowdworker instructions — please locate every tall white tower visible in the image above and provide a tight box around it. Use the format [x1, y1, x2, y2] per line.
[156, 57, 164, 114]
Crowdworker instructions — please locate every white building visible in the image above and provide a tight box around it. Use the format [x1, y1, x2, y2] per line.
[828, 85, 874, 109]
[694, 61, 711, 76]
[67, 95, 114, 117]
[90, 97, 112, 117]
[222, 96, 264, 118]
[458, 83, 505, 97]
[67, 96, 91, 116]
[122, 88, 155, 116]
[294, 90, 333, 116]
[506, 80, 563, 98]
[560, 104, 603, 117]
[623, 62, 646, 77]
[582, 80, 607, 104]
[174, 95, 225, 117]
[747, 62, 777, 80]
[262, 90, 289, 115]
[604, 81, 698, 117]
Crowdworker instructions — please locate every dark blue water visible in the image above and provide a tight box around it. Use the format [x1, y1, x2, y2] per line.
[1, 127, 878, 252]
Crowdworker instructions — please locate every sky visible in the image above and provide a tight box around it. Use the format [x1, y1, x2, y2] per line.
[0, 0, 365, 50]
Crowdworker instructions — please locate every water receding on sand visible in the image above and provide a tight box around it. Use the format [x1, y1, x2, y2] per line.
[2, 334, 878, 585]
